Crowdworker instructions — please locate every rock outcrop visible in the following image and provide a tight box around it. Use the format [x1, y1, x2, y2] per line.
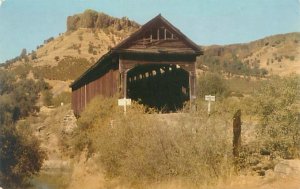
[67, 9, 140, 32]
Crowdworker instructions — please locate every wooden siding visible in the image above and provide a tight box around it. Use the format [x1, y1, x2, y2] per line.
[72, 69, 119, 116]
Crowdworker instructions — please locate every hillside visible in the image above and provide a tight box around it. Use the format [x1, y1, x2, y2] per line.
[2, 11, 299, 93]
[198, 32, 300, 76]
[1, 10, 139, 94]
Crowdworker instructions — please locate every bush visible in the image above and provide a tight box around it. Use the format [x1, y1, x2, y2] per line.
[197, 72, 229, 98]
[0, 126, 46, 188]
[54, 56, 60, 62]
[0, 69, 48, 188]
[31, 51, 37, 60]
[42, 90, 53, 106]
[253, 75, 300, 158]
[32, 57, 91, 81]
[52, 92, 71, 107]
[0, 124, 47, 188]
[71, 96, 234, 185]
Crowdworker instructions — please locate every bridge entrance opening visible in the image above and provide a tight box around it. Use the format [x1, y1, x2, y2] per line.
[127, 64, 189, 112]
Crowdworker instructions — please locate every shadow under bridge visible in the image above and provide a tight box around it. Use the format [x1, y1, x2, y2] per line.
[126, 64, 190, 112]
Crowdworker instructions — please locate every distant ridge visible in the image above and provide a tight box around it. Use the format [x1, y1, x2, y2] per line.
[197, 32, 300, 76]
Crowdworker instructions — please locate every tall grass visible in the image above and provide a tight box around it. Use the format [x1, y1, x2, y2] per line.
[71, 96, 235, 187]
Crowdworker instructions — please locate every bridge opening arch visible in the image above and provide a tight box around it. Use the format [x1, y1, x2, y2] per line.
[126, 64, 190, 112]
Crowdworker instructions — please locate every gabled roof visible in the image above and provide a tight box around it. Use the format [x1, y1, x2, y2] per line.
[70, 14, 203, 88]
[112, 14, 202, 54]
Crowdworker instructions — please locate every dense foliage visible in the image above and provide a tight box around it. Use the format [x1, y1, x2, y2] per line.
[197, 72, 229, 98]
[253, 75, 300, 158]
[32, 57, 91, 81]
[0, 69, 48, 188]
[198, 55, 268, 77]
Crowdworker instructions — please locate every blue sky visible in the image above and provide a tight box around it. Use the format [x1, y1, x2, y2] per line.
[0, 0, 299, 63]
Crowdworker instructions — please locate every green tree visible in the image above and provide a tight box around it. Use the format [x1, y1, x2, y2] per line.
[20, 48, 27, 59]
[31, 51, 37, 60]
[197, 72, 229, 98]
[0, 70, 48, 188]
[0, 125, 46, 188]
[0, 70, 16, 95]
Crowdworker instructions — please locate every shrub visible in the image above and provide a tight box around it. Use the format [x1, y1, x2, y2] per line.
[0, 69, 48, 188]
[32, 57, 91, 81]
[42, 90, 53, 106]
[71, 96, 234, 185]
[0, 124, 47, 188]
[197, 72, 229, 98]
[52, 92, 71, 107]
[88, 43, 94, 54]
[54, 56, 60, 62]
[20, 48, 27, 59]
[253, 75, 300, 158]
[12, 64, 32, 79]
[31, 51, 37, 60]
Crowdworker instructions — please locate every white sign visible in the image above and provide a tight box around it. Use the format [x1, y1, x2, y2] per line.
[118, 98, 131, 106]
[204, 95, 215, 115]
[205, 95, 215, 101]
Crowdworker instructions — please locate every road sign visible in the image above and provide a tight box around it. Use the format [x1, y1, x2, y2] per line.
[205, 95, 215, 101]
[204, 95, 215, 115]
[118, 98, 131, 106]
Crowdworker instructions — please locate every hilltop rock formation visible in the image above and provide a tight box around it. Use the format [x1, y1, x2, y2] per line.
[67, 9, 140, 32]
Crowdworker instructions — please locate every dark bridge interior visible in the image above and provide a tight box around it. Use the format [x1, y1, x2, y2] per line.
[127, 64, 189, 112]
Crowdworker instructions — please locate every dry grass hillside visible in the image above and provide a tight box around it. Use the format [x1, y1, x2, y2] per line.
[198, 32, 300, 76]
[2, 10, 139, 93]
[9, 26, 138, 68]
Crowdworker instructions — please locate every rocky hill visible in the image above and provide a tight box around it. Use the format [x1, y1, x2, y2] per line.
[198, 32, 300, 76]
[67, 9, 139, 32]
[1, 10, 140, 93]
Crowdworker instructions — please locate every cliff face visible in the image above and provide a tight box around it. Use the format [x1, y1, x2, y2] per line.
[67, 9, 140, 32]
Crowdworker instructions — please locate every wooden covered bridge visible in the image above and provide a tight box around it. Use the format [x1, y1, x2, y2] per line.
[70, 14, 203, 115]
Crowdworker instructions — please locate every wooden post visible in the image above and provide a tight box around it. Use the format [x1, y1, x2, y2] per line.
[123, 70, 128, 114]
[119, 58, 129, 114]
[189, 71, 196, 110]
[233, 109, 242, 158]
[84, 84, 87, 108]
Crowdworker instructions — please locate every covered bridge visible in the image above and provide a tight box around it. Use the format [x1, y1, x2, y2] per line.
[70, 14, 203, 115]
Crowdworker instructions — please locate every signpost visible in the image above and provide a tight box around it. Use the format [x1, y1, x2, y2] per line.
[205, 95, 215, 115]
[118, 98, 131, 114]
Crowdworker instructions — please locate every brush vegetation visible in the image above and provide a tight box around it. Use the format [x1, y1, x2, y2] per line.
[0, 69, 49, 188]
[67, 74, 299, 187]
